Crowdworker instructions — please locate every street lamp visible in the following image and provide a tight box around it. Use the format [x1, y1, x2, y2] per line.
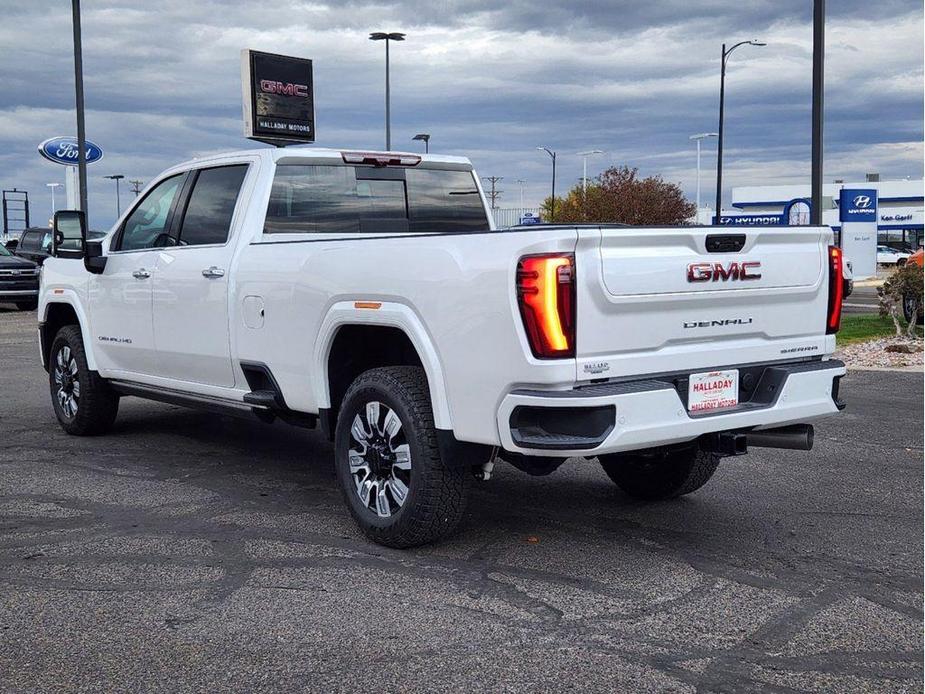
[537, 147, 557, 222]
[46, 183, 62, 217]
[412, 133, 430, 153]
[104, 174, 125, 217]
[577, 150, 604, 193]
[689, 133, 717, 217]
[515, 179, 526, 208]
[715, 39, 766, 222]
[369, 32, 406, 151]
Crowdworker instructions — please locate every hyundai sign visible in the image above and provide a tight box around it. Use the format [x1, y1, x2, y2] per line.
[839, 189, 877, 222]
[37, 137, 103, 166]
[241, 49, 315, 145]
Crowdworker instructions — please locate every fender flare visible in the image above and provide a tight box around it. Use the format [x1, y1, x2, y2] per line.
[40, 294, 98, 372]
[313, 301, 453, 430]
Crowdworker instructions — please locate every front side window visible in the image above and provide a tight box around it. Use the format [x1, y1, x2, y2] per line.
[118, 174, 183, 251]
[177, 165, 248, 246]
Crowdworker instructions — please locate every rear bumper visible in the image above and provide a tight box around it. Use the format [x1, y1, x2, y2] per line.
[497, 359, 846, 457]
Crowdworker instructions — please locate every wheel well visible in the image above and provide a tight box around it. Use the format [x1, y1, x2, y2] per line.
[41, 303, 80, 371]
[325, 325, 425, 436]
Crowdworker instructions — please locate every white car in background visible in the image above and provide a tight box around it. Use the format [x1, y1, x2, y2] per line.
[877, 246, 911, 266]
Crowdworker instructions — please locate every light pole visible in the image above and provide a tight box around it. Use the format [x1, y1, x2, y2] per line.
[715, 39, 765, 222]
[577, 150, 604, 193]
[516, 179, 526, 208]
[369, 32, 406, 151]
[537, 147, 557, 222]
[71, 0, 88, 215]
[104, 174, 124, 217]
[46, 183, 62, 217]
[412, 133, 430, 153]
[689, 133, 717, 217]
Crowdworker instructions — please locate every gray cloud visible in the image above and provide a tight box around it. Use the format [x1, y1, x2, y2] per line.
[0, 0, 921, 229]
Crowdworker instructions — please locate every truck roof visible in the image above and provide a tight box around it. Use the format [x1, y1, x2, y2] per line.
[173, 146, 472, 170]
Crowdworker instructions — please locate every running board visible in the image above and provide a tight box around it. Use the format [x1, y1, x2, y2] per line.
[109, 380, 270, 421]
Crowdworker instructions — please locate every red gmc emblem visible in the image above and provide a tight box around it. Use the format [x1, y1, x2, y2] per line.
[259, 80, 309, 97]
[687, 261, 762, 282]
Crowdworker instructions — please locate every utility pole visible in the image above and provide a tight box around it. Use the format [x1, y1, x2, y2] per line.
[481, 176, 503, 209]
[129, 180, 144, 197]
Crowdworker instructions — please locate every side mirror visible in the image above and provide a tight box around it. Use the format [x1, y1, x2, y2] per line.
[52, 210, 86, 259]
[52, 210, 107, 274]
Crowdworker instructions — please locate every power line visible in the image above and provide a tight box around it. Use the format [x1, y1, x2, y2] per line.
[481, 176, 503, 209]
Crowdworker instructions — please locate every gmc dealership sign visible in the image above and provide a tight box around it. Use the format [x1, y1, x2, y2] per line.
[241, 49, 315, 145]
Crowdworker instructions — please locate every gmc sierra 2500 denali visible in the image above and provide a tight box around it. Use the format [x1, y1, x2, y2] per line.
[39, 147, 846, 547]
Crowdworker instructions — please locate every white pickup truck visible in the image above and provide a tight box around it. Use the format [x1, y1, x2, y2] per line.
[39, 147, 846, 547]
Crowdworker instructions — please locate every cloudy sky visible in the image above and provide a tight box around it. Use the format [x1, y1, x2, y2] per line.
[0, 0, 922, 230]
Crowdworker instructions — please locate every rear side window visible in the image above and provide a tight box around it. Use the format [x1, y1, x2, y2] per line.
[264, 165, 489, 234]
[177, 165, 248, 246]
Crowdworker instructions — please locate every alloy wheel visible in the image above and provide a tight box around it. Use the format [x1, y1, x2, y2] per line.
[348, 401, 412, 518]
[53, 345, 80, 419]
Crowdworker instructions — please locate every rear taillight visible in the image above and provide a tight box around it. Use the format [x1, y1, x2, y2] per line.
[516, 253, 575, 358]
[826, 245, 844, 334]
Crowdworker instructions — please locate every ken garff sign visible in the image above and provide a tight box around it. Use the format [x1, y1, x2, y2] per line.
[38, 137, 103, 166]
[839, 188, 878, 222]
[241, 49, 315, 145]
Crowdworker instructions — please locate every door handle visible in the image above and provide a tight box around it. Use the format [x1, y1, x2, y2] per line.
[132, 268, 151, 280]
[202, 266, 225, 279]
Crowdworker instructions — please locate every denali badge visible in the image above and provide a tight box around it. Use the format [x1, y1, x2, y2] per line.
[684, 318, 753, 329]
[687, 261, 761, 282]
[583, 361, 610, 375]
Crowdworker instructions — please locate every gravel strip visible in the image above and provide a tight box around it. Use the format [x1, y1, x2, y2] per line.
[836, 336, 924, 369]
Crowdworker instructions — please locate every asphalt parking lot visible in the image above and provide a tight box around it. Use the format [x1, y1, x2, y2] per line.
[0, 306, 922, 693]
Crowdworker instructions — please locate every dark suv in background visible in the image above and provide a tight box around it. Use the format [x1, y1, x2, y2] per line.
[13, 227, 53, 265]
[0, 243, 39, 310]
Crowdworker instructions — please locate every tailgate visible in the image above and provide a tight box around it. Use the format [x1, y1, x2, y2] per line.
[574, 226, 835, 381]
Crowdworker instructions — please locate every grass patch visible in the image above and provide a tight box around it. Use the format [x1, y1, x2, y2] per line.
[837, 313, 923, 346]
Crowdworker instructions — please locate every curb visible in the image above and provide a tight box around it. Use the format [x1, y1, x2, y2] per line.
[845, 365, 923, 373]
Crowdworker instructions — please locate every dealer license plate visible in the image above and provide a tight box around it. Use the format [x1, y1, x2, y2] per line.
[688, 369, 739, 413]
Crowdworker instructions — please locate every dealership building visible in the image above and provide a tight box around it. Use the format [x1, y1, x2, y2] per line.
[723, 177, 924, 248]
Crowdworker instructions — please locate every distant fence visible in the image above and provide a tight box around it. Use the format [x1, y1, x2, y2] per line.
[491, 207, 542, 228]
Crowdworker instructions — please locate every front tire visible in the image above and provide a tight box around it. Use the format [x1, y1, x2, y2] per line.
[334, 366, 470, 548]
[49, 325, 119, 436]
[598, 446, 720, 500]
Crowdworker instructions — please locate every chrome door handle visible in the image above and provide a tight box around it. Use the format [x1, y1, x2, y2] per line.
[132, 268, 151, 280]
[202, 266, 225, 279]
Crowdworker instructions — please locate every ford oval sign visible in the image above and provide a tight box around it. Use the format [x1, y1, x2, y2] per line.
[37, 137, 104, 166]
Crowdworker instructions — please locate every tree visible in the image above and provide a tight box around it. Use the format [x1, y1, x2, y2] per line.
[878, 263, 924, 338]
[541, 166, 695, 225]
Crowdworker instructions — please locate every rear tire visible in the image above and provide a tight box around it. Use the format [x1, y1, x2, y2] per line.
[49, 325, 119, 436]
[15, 300, 37, 311]
[598, 446, 720, 500]
[334, 366, 470, 548]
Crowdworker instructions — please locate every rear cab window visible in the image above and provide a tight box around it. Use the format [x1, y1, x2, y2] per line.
[264, 163, 489, 235]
